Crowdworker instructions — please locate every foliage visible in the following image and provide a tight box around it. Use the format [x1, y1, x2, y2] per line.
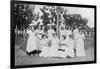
[13, 2, 35, 30]
[12, 2, 88, 31]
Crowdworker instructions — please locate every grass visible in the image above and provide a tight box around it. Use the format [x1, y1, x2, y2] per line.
[14, 35, 95, 66]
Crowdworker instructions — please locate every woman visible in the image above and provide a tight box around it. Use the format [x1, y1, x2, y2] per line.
[60, 27, 66, 41]
[26, 27, 37, 56]
[47, 27, 55, 41]
[48, 33, 60, 57]
[57, 35, 74, 58]
[75, 29, 85, 57]
[73, 26, 80, 50]
[65, 35, 75, 57]
[57, 36, 67, 58]
[39, 35, 49, 57]
[65, 26, 72, 40]
[35, 26, 44, 51]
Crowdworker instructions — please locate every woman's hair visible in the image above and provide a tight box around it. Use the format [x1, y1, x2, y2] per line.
[63, 35, 66, 40]
[69, 35, 73, 39]
[61, 27, 64, 30]
[53, 33, 57, 37]
[79, 28, 85, 32]
[42, 34, 45, 39]
[42, 34, 47, 39]
[73, 25, 79, 29]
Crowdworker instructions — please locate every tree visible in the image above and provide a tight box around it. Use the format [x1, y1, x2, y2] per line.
[63, 14, 88, 28]
[13, 2, 35, 30]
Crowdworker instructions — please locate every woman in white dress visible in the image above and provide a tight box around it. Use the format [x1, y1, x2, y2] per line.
[65, 35, 75, 57]
[47, 27, 55, 41]
[65, 26, 72, 40]
[57, 36, 67, 58]
[73, 26, 80, 49]
[48, 33, 60, 57]
[26, 27, 37, 54]
[39, 35, 49, 57]
[35, 26, 44, 51]
[60, 27, 66, 41]
[57, 35, 74, 58]
[75, 29, 85, 57]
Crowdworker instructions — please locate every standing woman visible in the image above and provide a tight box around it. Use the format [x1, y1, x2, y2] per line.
[75, 28, 85, 57]
[75, 29, 85, 57]
[35, 24, 44, 51]
[26, 26, 37, 55]
[73, 26, 80, 50]
[65, 35, 75, 57]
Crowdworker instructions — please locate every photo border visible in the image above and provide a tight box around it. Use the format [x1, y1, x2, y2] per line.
[10, 0, 97, 69]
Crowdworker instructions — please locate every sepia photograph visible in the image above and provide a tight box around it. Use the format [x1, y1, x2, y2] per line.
[11, 0, 96, 68]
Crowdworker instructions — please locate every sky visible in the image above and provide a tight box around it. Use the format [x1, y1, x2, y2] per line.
[34, 5, 94, 28]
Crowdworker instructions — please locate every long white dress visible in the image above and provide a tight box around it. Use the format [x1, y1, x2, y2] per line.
[35, 29, 44, 50]
[39, 38, 49, 57]
[47, 29, 55, 41]
[48, 37, 60, 57]
[57, 37, 75, 58]
[75, 33, 85, 57]
[65, 30, 72, 40]
[73, 29, 79, 49]
[65, 37, 74, 57]
[60, 30, 66, 41]
[26, 29, 37, 53]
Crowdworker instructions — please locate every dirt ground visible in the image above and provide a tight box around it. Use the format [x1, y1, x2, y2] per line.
[15, 36, 95, 66]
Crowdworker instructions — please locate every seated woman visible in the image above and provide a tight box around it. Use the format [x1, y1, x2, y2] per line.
[47, 33, 60, 57]
[47, 27, 55, 41]
[57, 36, 67, 57]
[39, 35, 49, 57]
[57, 35, 75, 58]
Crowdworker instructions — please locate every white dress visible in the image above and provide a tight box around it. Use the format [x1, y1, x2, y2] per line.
[26, 29, 37, 53]
[57, 37, 75, 58]
[65, 37, 74, 57]
[65, 30, 72, 40]
[39, 38, 49, 57]
[73, 29, 79, 49]
[75, 33, 85, 57]
[48, 37, 60, 57]
[47, 29, 55, 41]
[60, 30, 66, 41]
[35, 29, 44, 50]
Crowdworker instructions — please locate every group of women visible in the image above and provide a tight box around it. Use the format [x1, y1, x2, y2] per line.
[26, 23, 86, 58]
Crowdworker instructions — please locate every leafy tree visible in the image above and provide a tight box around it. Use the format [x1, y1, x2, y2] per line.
[13, 2, 35, 30]
[63, 14, 88, 28]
